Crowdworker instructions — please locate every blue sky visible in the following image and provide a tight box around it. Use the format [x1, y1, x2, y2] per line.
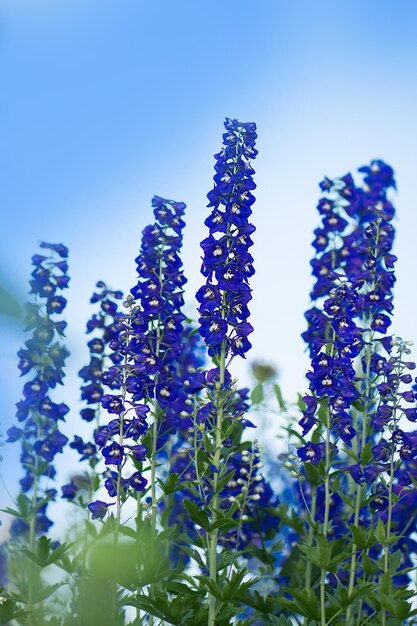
[2, 0, 417, 502]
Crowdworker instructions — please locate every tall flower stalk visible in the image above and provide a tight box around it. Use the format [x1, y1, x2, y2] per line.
[197, 117, 258, 626]
[294, 162, 417, 624]
[6, 243, 70, 621]
[89, 195, 187, 620]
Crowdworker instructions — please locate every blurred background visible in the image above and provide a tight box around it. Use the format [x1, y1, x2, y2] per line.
[1, 0, 417, 520]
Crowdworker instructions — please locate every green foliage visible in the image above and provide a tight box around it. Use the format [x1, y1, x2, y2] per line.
[250, 382, 264, 405]
[273, 383, 287, 411]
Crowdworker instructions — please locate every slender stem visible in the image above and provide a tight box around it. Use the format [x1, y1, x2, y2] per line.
[227, 448, 255, 580]
[110, 323, 131, 620]
[381, 376, 400, 626]
[305, 486, 317, 593]
[208, 341, 226, 626]
[346, 322, 373, 626]
[379, 340, 404, 626]
[148, 251, 165, 626]
[27, 419, 41, 622]
[320, 408, 331, 626]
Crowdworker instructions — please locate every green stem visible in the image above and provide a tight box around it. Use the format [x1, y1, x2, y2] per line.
[320, 409, 331, 626]
[381, 413, 396, 626]
[208, 341, 226, 626]
[111, 331, 130, 619]
[27, 420, 41, 622]
[227, 447, 255, 580]
[305, 486, 317, 593]
[346, 324, 373, 626]
[148, 254, 165, 626]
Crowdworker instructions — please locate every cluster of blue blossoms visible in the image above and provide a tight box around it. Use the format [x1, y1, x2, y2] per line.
[88, 196, 188, 517]
[7, 243, 70, 535]
[6, 120, 417, 626]
[197, 118, 257, 360]
[61, 282, 123, 500]
[178, 119, 276, 554]
[300, 160, 398, 461]
[295, 160, 417, 584]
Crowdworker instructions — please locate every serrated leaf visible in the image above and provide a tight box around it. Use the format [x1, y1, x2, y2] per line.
[349, 523, 368, 549]
[183, 500, 210, 532]
[162, 473, 180, 495]
[376, 518, 386, 544]
[267, 616, 294, 626]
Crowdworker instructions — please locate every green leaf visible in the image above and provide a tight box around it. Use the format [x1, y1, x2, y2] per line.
[303, 461, 321, 486]
[0, 598, 28, 624]
[317, 533, 332, 568]
[377, 592, 397, 616]
[32, 583, 63, 603]
[209, 518, 239, 533]
[199, 576, 223, 600]
[180, 546, 206, 569]
[361, 443, 374, 465]
[349, 523, 368, 549]
[311, 427, 321, 444]
[222, 569, 256, 603]
[267, 616, 294, 626]
[17, 493, 31, 517]
[362, 552, 378, 576]
[273, 384, 286, 410]
[126, 594, 179, 624]
[183, 500, 210, 532]
[296, 393, 306, 412]
[376, 518, 386, 544]
[250, 383, 264, 405]
[389, 550, 402, 576]
[158, 473, 180, 495]
[285, 588, 320, 620]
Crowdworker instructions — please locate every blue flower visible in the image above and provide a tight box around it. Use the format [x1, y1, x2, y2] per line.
[197, 118, 257, 359]
[8, 243, 70, 536]
[88, 500, 114, 520]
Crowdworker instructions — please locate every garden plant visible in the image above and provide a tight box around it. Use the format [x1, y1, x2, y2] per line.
[1, 118, 417, 625]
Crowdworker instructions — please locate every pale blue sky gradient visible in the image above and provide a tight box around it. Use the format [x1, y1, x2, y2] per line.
[2, 0, 417, 506]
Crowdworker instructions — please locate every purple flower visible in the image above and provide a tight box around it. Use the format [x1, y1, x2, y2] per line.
[128, 472, 148, 491]
[197, 118, 257, 359]
[61, 482, 77, 499]
[297, 442, 325, 464]
[88, 500, 114, 520]
[102, 442, 124, 466]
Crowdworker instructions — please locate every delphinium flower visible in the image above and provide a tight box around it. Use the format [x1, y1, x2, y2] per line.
[5, 243, 70, 614]
[299, 171, 399, 622]
[299, 163, 397, 523]
[220, 441, 277, 551]
[85, 196, 188, 625]
[7, 244, 70, 534]
[358, 338, 417, 587]
[61, 281, 123, 502]
[296, 162, 417, 624]
[197, 118, 256, 362]
[195, 118, 260, 626]
[303, 160, 396, 357]
[166, 348, 276, 570]
[89, 196, 187, 528]
[161, 321, 207, 566]
[129, 195, 187, 445]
